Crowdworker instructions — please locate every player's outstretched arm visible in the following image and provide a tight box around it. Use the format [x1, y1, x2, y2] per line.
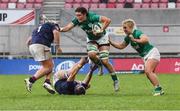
[67, 57, 88, 82]
[129, 34, 149, 44]
[100, 16, 111, 31]
[53, 30, 62, 55]
[60, 22, 75, 32]
[109, 37, 128, 49]
[82, 64, 97, 86]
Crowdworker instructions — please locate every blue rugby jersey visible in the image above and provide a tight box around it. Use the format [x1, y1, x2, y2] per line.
[31, 22, 58, 47]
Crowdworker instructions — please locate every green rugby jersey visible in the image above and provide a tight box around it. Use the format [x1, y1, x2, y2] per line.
[71, 11, 106, 40]
[124, 29, 154, 57]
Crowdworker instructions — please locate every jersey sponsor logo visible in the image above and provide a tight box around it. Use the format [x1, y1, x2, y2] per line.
[55, 61, 75, 72]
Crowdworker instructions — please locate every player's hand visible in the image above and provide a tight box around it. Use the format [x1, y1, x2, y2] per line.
[26, 40, 31, 47]
[92, 29, 103, 36]
[128, 34, 135, 42]
[56, 47, 62, 55]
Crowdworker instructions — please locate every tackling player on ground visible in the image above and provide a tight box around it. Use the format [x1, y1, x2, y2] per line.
[53, 57, 97, 95]
[60, 7, 119, 92]
[109, 19, 164, 96]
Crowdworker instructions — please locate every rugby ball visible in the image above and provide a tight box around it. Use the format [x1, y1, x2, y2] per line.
[92, 22, 103, 33]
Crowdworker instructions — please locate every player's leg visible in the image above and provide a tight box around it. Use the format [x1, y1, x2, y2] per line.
[97, 33, 119, 91]
[145, 59, 159, 86]
[42, 60, 56, 94]
[25, 59, 55, 93]
[144, 48, 164, 96]
[145, 59, 164, 96]
[24, 44, 54, 93]
[99, 45, 119, 91]
[24, 59, 53, 92]
[87, 42, 103, 75]
[33, 59, 53, 80]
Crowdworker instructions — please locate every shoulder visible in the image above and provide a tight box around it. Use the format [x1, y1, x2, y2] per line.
[88, 12, 100, 21]
[88, 11, 97, 16]
[133, 29, 144, 38]
[67, 81, 76, 86]
[124, 36, 129, 41]
[42, 22, 51, 27]
[71, 17, 79, 25]
[134, 29, 143, 35]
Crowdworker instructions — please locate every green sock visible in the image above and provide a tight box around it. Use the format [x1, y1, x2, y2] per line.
[155, 85, 162, 91]
[111, 73, 118, 81]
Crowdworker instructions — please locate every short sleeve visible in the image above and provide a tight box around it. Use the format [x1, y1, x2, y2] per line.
[51, 24, 58, 31]
[91, 14, 100, 22]
[71, 17, 79, 26]
[135, 30, 143, 38]
[124, 36, 130, 44]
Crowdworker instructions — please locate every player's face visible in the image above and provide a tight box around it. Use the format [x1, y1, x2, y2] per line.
[123, 24, 132, 35]
[75, 12, 86, 22]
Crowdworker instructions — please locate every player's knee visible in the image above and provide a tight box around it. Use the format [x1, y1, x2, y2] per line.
[43, 64, 53, 73]
[101, 59, 109, 65]
[46, 64, 54, 71]
[42, 60, 54, 69]
[88, 52, 97, 59]
[145, 69, 153, 75]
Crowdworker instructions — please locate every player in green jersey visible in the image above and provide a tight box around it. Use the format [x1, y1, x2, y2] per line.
[60, 7, 119, 92]
[109, 19, 164, 96]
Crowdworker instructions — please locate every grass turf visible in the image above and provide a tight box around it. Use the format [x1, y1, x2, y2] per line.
[0, 74, 180, 110]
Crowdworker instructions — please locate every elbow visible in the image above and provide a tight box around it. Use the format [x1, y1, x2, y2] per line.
[53, 30, 60, 34]
[119, 47, 124, 50]
[107, 18, 111, 24]
[117, 46, 125, 50]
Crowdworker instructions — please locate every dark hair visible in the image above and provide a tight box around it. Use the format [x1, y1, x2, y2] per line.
[74, 84, 86, 95]
[75, 7, 88, 15]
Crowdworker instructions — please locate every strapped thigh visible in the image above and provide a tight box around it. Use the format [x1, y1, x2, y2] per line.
[99, 50, 109, 60]
[87, 41, 98, 53]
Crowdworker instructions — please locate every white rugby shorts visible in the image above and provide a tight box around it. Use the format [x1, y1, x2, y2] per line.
[29, 44, 51, 61]
[143, 47, 160, 63]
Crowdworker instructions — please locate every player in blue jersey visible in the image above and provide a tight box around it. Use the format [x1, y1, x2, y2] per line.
[53, 57, 97, 95]
[24, 22, 62, 94]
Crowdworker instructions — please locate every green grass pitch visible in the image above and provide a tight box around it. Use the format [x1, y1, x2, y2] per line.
[0, 74, 180, 110]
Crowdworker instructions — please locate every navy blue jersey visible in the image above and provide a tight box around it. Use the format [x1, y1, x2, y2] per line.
[54, 80, 88, 95]
[54, 79, 77, 95]
[31, 22, 58, 47]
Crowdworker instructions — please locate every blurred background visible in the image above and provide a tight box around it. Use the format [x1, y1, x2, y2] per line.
[0, 0, 180, 74]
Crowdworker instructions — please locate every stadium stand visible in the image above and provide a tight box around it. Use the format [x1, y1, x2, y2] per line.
[63, 0, 180, 8]
[0, 0, 43, 9]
